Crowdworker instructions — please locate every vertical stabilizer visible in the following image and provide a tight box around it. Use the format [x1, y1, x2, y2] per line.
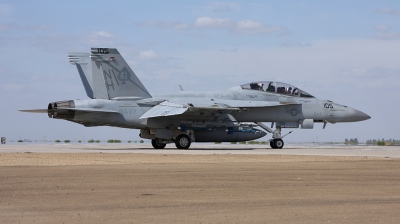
[90, 58, 109, 99]
[68, 52, 94, 99]
[90, 48, 152, 99]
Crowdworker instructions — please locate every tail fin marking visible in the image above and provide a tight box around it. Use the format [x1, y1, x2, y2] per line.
[90, 48, 152, 99]
[91, 60, 110, 99]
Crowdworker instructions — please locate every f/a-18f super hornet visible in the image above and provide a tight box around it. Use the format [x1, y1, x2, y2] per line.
[21, 48, 370, 149]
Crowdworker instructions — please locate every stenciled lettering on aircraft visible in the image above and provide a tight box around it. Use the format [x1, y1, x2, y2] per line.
[214, 93, 232, 99]
[323, 103, 333, 109]
[119, 108, 136, 115]
[117, 67, 132, 85]
[105, 67, 137, 86]
[97, 48, 109, 54]
[246, 95, 258, 98]
[287, 108, 301, 116]
[160, 110, 171, 116]
[103, 69, 115, 90]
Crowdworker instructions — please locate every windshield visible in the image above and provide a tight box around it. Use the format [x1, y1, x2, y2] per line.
[240, 81, 314, 98]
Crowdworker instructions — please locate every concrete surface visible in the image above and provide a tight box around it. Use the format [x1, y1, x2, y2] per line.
[1, 143, 400, 158]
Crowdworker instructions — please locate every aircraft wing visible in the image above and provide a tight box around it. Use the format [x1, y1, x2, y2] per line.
[139, 100, 247, 119]
[139, 101, 189, 119]
[139, 98, 298, 119]
[166, 98, 295, 108]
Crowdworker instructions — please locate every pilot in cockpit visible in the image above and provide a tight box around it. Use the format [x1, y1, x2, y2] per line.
[292, 88, 299, 96]
[258, 82, 264, 90]
[266, 82, 275, 92]
[287, 87, 292, 95]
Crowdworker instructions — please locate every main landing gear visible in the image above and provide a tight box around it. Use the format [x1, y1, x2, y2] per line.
[255, 122, 292, 149]
[175, 134, 191, 149]
[151, 134, 191, 150]
[151, 138, 166, 149]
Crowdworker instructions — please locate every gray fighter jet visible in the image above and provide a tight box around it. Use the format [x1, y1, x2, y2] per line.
[21, 48, 370, 149]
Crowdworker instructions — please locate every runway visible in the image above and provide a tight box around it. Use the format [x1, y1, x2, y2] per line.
[1, 144, 400, 223]
[1, 143, 400, 158]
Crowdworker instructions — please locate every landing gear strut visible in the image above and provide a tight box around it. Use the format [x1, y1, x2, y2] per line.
[255, 122, 292, 149]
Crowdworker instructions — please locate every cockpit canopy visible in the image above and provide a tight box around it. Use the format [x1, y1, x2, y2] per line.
[240, 81, 314, 98]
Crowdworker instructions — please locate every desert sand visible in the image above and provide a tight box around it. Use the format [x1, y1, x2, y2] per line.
[1, 145, 400, 223]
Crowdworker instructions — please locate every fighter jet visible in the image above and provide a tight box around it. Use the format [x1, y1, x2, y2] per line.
[20, 48, 371, 149]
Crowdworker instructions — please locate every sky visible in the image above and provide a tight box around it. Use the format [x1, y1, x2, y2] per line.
[0, 0, 399, 143]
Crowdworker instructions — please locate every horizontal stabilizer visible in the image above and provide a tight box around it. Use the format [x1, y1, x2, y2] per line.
[19, 109, 48, 113]
[20, 108, 119, 114]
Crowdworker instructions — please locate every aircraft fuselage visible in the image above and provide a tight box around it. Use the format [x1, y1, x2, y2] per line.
[62, 88, 369, 129]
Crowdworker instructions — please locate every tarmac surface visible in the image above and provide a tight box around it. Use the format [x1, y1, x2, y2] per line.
[2, 143, 400, 158]
[1, 144, 400, 223]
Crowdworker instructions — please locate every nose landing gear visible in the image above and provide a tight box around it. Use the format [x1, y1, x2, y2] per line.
[270, 138, 284, 149]
[255, 122, 292, 149]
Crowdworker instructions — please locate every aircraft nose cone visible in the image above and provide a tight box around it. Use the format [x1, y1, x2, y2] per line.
[351, 109, 371, 122]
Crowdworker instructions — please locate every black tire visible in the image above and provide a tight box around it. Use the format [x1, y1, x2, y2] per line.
[175, 134, 191, 149]
[274, 139, 284, 149]
[270, 140, 275, 149]
[151, 138, 166, 149]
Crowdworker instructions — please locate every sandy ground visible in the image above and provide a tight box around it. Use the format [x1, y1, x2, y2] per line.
[1, 145, 400, 223]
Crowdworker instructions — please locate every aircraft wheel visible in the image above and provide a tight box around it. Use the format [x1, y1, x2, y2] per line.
[151, 138, 166, 149]
[270, 140, 275, 149]
[175, 134, 191, 149]
[274, 139, 284, 149]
